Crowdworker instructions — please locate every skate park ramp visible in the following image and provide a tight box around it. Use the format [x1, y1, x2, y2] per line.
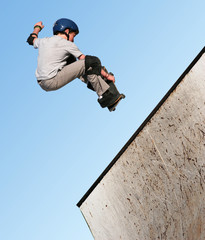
[77, 48, 205, 240]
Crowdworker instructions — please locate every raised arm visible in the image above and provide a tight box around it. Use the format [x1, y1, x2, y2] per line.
[27, 21, 44, 46]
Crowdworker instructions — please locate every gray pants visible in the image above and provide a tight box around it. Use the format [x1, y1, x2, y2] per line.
[38, 59, 109, 97]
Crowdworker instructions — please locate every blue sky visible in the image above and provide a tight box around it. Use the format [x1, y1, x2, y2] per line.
[1, 0, 205, 239]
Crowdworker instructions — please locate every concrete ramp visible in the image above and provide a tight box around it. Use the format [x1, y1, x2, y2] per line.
[77, 48, 205, 240]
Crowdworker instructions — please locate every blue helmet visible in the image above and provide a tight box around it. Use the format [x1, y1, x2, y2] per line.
[53, 18, 79, 35]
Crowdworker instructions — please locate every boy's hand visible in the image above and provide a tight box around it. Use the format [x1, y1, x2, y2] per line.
[107, 74, 115, 83]
[34, 21, 44, 30]
[101, 67, 115, 83]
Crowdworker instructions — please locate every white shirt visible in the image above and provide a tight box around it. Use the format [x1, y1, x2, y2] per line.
[34, 35, 83, 80]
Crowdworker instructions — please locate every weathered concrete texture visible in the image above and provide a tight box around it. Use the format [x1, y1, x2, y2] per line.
[79, 50, 205, 240]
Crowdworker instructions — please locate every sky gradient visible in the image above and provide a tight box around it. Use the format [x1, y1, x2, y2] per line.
[1, 1, 205, 239]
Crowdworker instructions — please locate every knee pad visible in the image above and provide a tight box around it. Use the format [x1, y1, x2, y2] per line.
[85, 55, 101, 75]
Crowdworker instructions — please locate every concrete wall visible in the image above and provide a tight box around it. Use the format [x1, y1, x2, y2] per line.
[78, 49, 205, 240]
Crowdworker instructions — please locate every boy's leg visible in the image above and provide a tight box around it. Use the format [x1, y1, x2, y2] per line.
[83, 55, 110, 96]
[38, 55, 123, 109]
[38, 60, 86, 91]
[97, 68, 123, 108]
[83, 57, 123, 108]
[86, 75, 110, 97]
[38, 57, 109, 95]
[97, 80, 122, 108]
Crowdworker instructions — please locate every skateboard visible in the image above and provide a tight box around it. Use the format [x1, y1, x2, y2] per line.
[108, 94, 125, 112]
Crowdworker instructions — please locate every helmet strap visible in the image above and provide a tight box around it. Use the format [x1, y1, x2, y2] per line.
[63, 29, 70, 40]
[63, 31, 69, 40]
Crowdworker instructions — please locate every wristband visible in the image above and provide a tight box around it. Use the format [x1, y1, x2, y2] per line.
[34, 25, 42, 31]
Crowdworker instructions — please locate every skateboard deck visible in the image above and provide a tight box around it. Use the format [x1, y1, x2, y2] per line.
[108, 94, 125, 112]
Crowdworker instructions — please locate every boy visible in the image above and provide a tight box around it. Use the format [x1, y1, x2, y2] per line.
[27, 18, 125, 111]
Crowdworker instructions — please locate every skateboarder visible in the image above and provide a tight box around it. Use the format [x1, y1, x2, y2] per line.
[27, 18, 125, 111]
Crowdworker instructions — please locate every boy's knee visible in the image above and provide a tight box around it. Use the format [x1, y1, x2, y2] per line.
[85, 55, 101, 75]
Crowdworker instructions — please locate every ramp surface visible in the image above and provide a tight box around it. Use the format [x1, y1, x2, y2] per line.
[77, 48, 205, 240]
